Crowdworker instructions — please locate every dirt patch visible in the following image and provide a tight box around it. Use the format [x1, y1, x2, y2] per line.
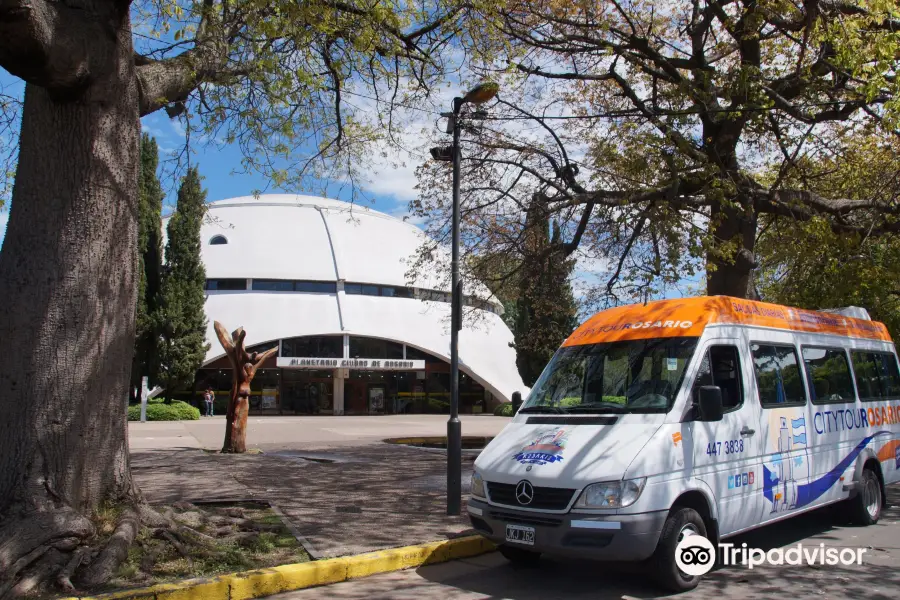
[101, 501, 309, 593]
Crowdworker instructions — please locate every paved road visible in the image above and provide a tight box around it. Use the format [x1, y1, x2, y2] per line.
[128, 414, 510, 450]
[270, 488, 900, 600]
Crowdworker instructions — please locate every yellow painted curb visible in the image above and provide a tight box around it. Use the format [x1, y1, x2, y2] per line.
[62, 535, 496, 600]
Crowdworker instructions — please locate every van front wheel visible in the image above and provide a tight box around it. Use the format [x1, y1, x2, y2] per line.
[498, 545, 541, 567]
[650, 507, 710, 592]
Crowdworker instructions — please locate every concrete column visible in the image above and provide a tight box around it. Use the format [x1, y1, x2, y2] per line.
[333, 370, 345, 415]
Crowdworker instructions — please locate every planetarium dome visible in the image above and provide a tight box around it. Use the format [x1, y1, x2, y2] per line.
[171, 194, 525, 415]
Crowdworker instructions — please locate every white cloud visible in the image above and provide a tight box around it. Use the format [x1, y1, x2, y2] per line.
[171, 120, 186, 138]
[140, 122, 167, 138]
[386, 203, 428, 228]
[361, 149, 423, 201]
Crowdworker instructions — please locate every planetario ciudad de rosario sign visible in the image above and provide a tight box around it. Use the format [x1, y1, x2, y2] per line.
[167, 194, 526, 415]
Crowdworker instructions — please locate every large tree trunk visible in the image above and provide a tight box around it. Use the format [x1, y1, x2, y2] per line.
[0, 6, 141, 592]
[706, 198, 759, 299]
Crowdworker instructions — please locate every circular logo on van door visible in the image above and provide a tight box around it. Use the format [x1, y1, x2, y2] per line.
[515, 480, 534, 505]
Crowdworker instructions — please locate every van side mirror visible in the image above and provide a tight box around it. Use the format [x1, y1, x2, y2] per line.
[511, 391, 522, 413]
[698, 386, 724, 422]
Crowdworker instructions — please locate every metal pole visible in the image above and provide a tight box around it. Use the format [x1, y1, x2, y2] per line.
[447, 97, 463, 515]
[140, 376, 149, 423]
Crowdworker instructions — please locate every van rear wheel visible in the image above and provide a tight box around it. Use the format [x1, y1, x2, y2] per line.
[847, 468, 882, 525]
[498, 545, 541, 566]
[650, 507, 710, 592]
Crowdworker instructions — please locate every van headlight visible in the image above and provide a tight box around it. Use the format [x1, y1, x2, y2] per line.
[470, 472, 486, 499]
[574, 478, 646, 509]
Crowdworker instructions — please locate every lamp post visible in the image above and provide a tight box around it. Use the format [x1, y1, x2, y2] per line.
[430, 82, 499, 516]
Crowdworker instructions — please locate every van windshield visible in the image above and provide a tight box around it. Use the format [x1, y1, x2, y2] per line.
[520, 337, 700, 414]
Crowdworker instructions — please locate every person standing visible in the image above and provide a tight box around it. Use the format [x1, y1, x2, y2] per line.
[204, 387, 215, 417]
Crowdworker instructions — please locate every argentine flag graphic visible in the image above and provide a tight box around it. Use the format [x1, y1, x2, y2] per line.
[792, 417, 807, 446]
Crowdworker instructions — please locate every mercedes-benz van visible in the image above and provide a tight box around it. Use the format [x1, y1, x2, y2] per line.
[468, 296, 899, 591]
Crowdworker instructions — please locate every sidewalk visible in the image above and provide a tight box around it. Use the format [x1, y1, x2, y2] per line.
[130, 415, 508, 558]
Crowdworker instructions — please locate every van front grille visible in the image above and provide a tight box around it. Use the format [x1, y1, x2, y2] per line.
[489, 509, 564, 528]
[486, 482, 575, 510]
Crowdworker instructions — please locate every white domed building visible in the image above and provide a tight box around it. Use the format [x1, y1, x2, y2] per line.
[187, 194, 525, 415]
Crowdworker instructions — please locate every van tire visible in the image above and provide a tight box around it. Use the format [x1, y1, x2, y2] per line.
[650, 507, 709, 592]
[847, 468, 882, 525]
[498, 545, 541, 566]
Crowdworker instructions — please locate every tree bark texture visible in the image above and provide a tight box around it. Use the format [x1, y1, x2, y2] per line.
[213, 321, 278, 454]
[706, 197, 759, 298]
[0, 0, 141, 585]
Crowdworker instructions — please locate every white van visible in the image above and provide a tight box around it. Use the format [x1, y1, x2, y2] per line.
[468, 296, 900, 591]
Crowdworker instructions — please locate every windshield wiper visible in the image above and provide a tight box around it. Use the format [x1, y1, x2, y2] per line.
[518, 405, 567, 414]
[564, 403, 628, 414]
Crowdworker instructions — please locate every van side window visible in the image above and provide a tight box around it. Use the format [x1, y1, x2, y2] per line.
[849, 351, 900, 402]
[750, 343, 807, 408]
[802, 347, 856, 405]
[691, 346, 743, 412]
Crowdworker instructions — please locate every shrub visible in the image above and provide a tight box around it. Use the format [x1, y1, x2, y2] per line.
[128, 399, 200, 421]
[494, 403, 515, 417]
[426, 398, 450, 413]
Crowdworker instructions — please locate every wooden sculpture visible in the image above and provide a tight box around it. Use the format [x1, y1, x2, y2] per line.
[214, 321, 279, 453]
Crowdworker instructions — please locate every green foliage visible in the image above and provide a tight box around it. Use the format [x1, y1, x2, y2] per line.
[756, 137, 900, 339]
[157, 167, 210, 401]
[132, 134, 165, 396]
[512, 207, 579, 387]
[493, 403, 514, 416]
[127, 399, 200, 421]
[411, 1, 900, 303]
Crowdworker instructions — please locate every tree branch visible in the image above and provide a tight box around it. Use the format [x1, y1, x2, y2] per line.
[0, 0, 106, 99]
[135, 0, 228, 116]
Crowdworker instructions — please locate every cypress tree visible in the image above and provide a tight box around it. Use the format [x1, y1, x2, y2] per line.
[512, 205, 579, 387]
[131, 134, 165, 400]
[158, 167, 210, 401]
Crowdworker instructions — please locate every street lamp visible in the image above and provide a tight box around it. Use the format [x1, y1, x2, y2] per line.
[430, 81, 499, 516]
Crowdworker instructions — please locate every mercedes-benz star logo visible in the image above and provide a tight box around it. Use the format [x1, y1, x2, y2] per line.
[515, 480, 534, 505]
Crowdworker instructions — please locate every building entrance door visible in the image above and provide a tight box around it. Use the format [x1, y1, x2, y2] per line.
[345, 380, 367, 414]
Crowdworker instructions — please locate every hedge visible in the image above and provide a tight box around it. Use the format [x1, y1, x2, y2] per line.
[128, 399, 200, 421]
[494, 403, 515, 417]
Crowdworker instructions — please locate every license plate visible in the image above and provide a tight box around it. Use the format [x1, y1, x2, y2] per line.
[505, 524, 535, 546]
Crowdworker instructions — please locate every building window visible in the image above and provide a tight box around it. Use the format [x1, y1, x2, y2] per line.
[750, 343, 807, 408]
[850, 351, 900, 402]
[247, 340, 279, 355]
[206, 279, 247, 291]
[802, 347, 856, 405]
[345, 283, 381, 296]
[281, 336, 343, 358]
[405, 345, 446, 365]
[345, 282, 414, 298]
[252, 279, 294, 292]
[349, 336, 404, 359]
[209, 235, 228, 245]
[296, 281, 337, 294]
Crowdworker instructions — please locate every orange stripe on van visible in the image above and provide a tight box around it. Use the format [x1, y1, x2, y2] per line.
[876, 440, 900, 463]
[563, 296, 892, 346]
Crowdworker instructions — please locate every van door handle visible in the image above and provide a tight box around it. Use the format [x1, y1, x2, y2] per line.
[740, 426, 755, 437]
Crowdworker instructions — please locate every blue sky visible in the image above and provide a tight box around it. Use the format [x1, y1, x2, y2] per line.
[0, 76, 421, 250]
[0, 66, 685, 306]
